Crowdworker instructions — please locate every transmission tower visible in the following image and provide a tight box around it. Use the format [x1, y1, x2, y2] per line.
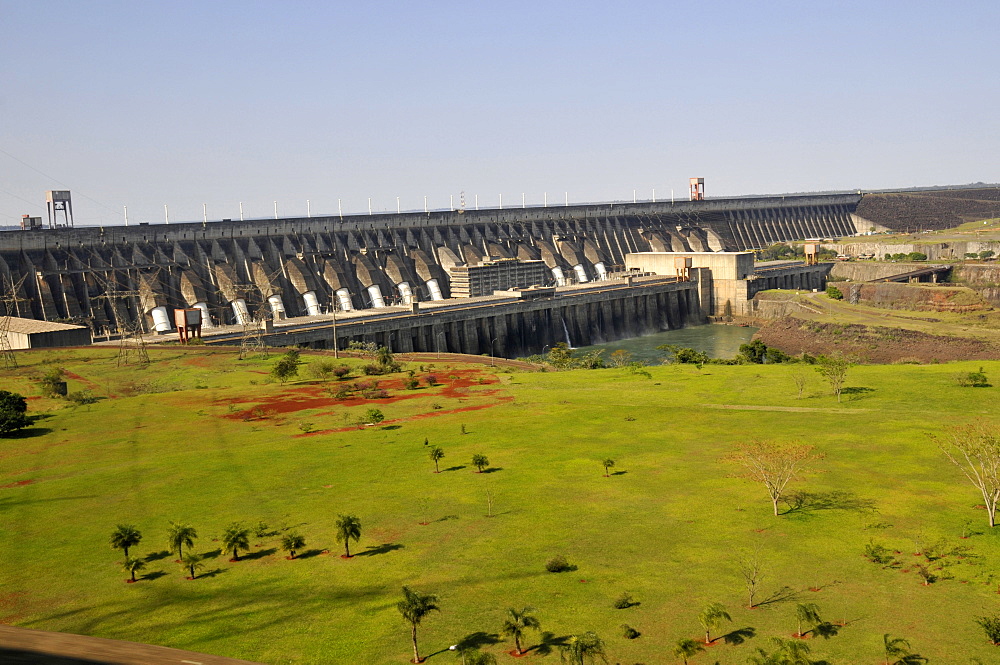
[91, 269, 151, 367]
[0, 275, 29, 369]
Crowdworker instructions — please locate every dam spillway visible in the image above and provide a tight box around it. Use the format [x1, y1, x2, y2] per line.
[0, 193, 860, 337]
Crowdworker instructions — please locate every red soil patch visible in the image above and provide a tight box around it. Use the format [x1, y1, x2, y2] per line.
[0, 479, 36, 489]
[340, 554, 353, 559]
[125, 579, 137, 584]
[508, 650, 528, 658]
[61, 370, 105, 395]
[225, 370, 505, 425]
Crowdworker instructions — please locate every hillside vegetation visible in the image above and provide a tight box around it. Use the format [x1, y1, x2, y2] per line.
[2, 348, 1000, 663]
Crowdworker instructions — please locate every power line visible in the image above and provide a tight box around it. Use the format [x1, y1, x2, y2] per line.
[0, 147, 125, 220]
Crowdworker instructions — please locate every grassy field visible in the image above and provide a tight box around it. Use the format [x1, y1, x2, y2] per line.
[3, 348, 1000, 664]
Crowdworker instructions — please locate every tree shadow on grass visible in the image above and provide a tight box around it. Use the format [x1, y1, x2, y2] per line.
[754, 586, 799, 608]
[0, 647, 106, 664]
[199, 548, 222, 560]
[527, 632, 570, 656]
[139, 570, 167, 581]
[3, 427, 53, 439]
[480, 467, 503, 474]
[610, 470, 628, 476]
[0, 495, 98, 514]
[842, 386, 875, 401]
[239, 547, 276, 561]
[356, 543, 404, 557]
[381, 425, 402, 430]
[443, 465, 466, 472]
[145, 550, 171, 562]
[456, 631, 501, 650]
[781, 491, 877, 516]
[721, 626, 756, 645]
[296, 549, 323, 559]
[196, 568, 227, 579]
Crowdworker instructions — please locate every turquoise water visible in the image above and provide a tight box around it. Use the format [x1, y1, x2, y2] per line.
[573, 324, 759, 364]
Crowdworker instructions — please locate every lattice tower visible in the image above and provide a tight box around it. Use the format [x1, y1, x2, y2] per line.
[0, 275, 30, 369]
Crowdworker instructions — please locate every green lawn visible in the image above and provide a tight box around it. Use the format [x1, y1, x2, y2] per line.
[2, 348, 1000, 664]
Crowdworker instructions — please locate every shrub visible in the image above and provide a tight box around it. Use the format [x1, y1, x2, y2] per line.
[298, 422, 314, 433]
[254, 521, 270, 538]
[826, 285, 844, 300]
[545, 555, 572, 573]
[613, 593, 635, 609]
[65, 390, 98, 407]
[957, 367, 990, 387]
[361, 408, 384, 426]
[332, 385, 353, 400]
[976, 614, 1000, 645]
[38, 367, 67, 397]
[362, 363, 383, 376]
[332, 365, 351, 379]
[404, 377, 420, 390]
[621, 624, 640, 639]
[308, 361, 336, 381]
[864, 540, 897, 567]
[425, 375, 437, 386]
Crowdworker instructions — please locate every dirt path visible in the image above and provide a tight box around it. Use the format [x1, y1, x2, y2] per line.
[0, 624, 262, 665]
[700, 403, 871, 414]
[311, 350, 542, 372]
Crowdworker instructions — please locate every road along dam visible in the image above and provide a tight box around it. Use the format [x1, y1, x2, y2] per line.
[0, 194, 859, 354]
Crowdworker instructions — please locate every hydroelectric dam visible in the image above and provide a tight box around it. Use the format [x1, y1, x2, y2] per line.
[0, 193, 860, 356]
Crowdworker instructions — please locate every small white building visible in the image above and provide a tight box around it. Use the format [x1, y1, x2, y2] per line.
[2, 317, 92, 349]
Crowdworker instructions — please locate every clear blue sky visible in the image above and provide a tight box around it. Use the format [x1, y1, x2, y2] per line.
[1, 0, 997, 226]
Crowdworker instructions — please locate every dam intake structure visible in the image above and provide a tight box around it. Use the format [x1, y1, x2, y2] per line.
[0, 194, 860, 347]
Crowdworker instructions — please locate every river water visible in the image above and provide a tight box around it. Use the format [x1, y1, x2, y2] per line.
[573, 324, 758, 364]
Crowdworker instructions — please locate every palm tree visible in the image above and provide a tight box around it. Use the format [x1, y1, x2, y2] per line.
[602, 458, 615, 477]
[795, 603, 822, 637]
[558, 631, 607, 665]
[769, 637, 812, 665]
[166, 522, 197, 559]
[673, 637, 704, 664]
[698, 602, 732, 644]
[472, 454, 489, 473]
[180, 552, 203, 579]
[335, 514, 362, 557]
[397, 586, 440, 663]
[458, 650, 498, 665]
[883, 634, 928, 665]
[502, 606, 541, 655]
[110, 524, 142, 558]
[281, 531, 306, 559]
[122, 556, 145, 583]
[430, 446, 445, 473]
[221, 522, 251, 561]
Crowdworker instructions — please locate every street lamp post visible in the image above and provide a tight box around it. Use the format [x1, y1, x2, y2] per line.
[490, 338, 498, 367]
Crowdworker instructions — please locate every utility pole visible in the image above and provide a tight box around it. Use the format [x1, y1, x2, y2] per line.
[164, 204, 169, 224]
[239, 202, 244, 221]
[123, 205, 128, 226]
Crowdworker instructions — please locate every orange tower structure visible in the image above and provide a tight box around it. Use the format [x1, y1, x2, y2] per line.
[689, 178, 705, 201]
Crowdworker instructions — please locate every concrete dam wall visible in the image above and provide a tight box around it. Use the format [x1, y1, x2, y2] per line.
[0, 194, 860, 335]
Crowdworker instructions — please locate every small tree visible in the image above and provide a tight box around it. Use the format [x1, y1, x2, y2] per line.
[429, 446, 445, 473]
[397, 586, 440, 663]
[38, 367, 67, 397]
[814, 353, 852, 402]
[699, 602, 732, 644]
[308, 361, 336, 381]
[180, 552, 203, 579]
[726, 440, 822, 516]
[0, 390, 31, 436]
[221, 522, 251, 561]
[739, 550, 764, 609]
[826, 285, 844, 300]
[883, 633, 928, 664]
[281, 532, 306, 559]
[472, 454, 489, 473]
[673, 637, 705, 664]
[166, 522, 197, 559]
[933, 419, 1000, 527]
[502, 606, 541, 655]
[794, 603, 822, 637]
[270, 349, 303, 383]
[335, 514, 362, 557]
[791, 371, 807, 399]
[602, 458, 615, 477]
[608, 349, 632, 367]
[362, 408, 385, 426]
[976, 614, 1000, 646]
[122, 556, 145, 583]
[110, 524, 142, 558]
[558, 631, 607, 665]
